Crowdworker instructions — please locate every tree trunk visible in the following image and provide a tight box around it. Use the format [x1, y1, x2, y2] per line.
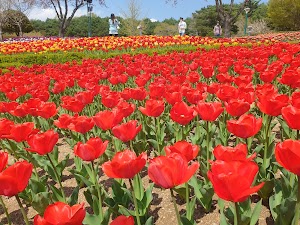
[0, 26, 3, 41]
[59, 22, 66, 37]
[223, 17, 231, 37]
[18, 23, 23, 37]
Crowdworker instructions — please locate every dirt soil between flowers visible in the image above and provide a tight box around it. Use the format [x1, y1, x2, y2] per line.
[0, 139, 275, 225]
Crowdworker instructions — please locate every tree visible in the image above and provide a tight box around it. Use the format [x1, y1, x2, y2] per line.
[3, 9, 33, 36]
[167, 0, 258, 37]
[141, 18, 158, 35]
[154, 22, 177, 36]
[120, 0, 143, 36]
[191, 5, 238, 37]
[66, 15, 109, 37]
[8, 0, 36, 15]
[0, 0, 11, 41]
[267, 0, 300, 31]
[37, 0, 106, 37]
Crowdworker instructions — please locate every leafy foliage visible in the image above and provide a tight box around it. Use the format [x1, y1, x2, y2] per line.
[191, 5, 238, 36]
[2, 9, 33, 36]
[267, 0, 300, 31]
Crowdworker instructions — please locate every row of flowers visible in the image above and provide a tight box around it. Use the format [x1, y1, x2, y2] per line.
[0, 40, 299, 224]
[0, 34, 277, 55]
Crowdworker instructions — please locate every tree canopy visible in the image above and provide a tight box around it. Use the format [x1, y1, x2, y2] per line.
[267, 0, 300, 30]
[2, 9, 33, 36]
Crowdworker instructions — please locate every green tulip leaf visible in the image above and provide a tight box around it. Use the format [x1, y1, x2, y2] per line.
[50, 185, 65, 202]
[133, 174, 144, 201]
[180, 216, 195, 225]
[144, 216, 154, 225]
[83, 213, 103, 225]
[31, 192, 52, 215]
[250, 199, 262, 225]
[68, 186, 80, 206]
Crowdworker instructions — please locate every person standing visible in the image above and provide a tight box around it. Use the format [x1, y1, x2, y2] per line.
[178, 17, 187, 36]
[109, 13, 120, 36]
[137, 24, 143, 35]
[213, 21, 222, 37]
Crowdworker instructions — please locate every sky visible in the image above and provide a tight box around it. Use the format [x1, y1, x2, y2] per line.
[28, 0, 240, 22]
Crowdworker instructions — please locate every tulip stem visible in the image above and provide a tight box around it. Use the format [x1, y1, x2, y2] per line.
[155, 117, 161, 155]
[206, 121, 210, 171]
[185, 182, 191, 220]
[130, 140, 134, 152]
[7, 140, 19, 161]
[91, 161, 103, 219]
[297, 130, 300, 140]
[24, 149, 40, 182]
[263, 115, 272, 171]
[129, 178, 142, 225]
[0, 196, 11, 225]
[15, 195, 29, 225]
[234, 202, 240, 225]
[294, 176, 300, 225]
[46, 154, 67, 202]
[170, 188, 182, 225]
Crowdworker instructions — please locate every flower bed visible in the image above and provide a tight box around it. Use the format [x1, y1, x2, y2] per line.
[0, 38, 300, 224]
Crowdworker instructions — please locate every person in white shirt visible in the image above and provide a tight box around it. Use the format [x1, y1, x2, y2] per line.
[137, 24, 143, 35]
[109, 13, 120, 36]
[213, 21, 222, 37]
[178, 17, 187, 36]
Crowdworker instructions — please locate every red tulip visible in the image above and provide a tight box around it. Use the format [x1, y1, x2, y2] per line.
[165, 91, 182, 105]
[101, 92, 121, 108]
[170, 101, 197, 125]
[115, 101, 135, 118]
[139, 99, 165, 117]
[34, 202, 85, 225]
[208, 160, 264, 202]
[0, 101, 18, 113]
[224, 99, 250, 117]
[187, 71, 200, 83]
[27, 130, 59, 155]
[130, 87, 147, 101]
[112, 120, 142, 142]
[148, 153, 199, 189]
[0, 161, 33, 197]
[36, 102, 58, 119]
[291, 91, 300, 108]
[0, 118, 14, 139]
[54, 114, 73, 129]
[201, 66, 214, 78]
[4, 122, 35, 142]
[195, 101, 223, 121]
[10, 103, 29, 117]
[74, 137, 108, 161]
[75, 91, 95, 105]
[216, 84, 238, 102]
[149, 83, 166, 99]
[0, 152, 8, 172]
[275, 139, 300, 176]
[61, 96, 85, 113]
[68, 116, 95, 134]
[259, 71, 278, 83]
[281, 105, 300, 130]
[93, 110, 123, 131]
[102, 150, 147, 179]
[213, 143, 255, 162]
[52, 82, 67, 94]
[227, 114, 262, 139]
[165, 141, 199, 161]
[110, 215, 134, 225]
[184, 89, 206, 105]
[257, 93, 289, 116]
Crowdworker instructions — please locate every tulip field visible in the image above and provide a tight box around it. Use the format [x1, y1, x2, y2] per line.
[0, 33, 300, 225]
